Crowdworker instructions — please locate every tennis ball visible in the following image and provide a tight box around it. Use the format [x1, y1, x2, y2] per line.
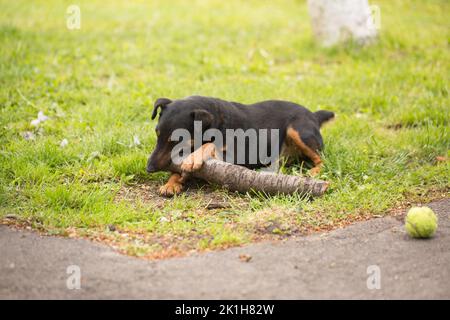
[405, 206, 438, 238]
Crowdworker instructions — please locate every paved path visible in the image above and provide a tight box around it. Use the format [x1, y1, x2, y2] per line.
[1, 199, 449, 299]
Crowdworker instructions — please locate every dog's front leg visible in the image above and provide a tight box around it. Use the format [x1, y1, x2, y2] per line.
[159, 172, 184, 197]
[180, 143, 217, 172]
[160, 143, 217, 196]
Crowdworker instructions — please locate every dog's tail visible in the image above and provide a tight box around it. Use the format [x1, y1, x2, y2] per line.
[314, 110, 335, 127]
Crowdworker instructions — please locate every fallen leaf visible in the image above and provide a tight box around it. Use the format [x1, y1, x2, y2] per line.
[21, 131, 35, 141]
[60, 138, 68, 148]
[239, 254, 252, 262]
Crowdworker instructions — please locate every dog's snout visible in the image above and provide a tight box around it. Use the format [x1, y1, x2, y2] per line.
[147, 150, 170, 173]
[146, 155, 157, 173]
[146, 164, 157, 173]
[147, 139, 174, 174]
[146, 156, 159, 173]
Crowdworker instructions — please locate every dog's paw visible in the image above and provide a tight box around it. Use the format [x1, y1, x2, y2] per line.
[309, 167, 321, 177]
[180, 155, 203, 172]
[159, 182, 182, 197]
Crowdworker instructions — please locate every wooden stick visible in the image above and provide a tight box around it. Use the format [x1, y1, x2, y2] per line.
[169, 159, 329, 197]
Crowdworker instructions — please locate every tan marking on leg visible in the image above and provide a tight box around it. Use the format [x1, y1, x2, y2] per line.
[180, 142, 217, 172]
[159, 173, 183, 197]
[286, 127, 322, 176]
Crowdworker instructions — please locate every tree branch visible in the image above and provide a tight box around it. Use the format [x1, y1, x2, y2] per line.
[169, 159, 329, 197]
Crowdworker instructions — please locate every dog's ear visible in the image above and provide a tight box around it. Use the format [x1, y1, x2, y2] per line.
[151, 98, 172, 120]
[190, 109, 214, 128]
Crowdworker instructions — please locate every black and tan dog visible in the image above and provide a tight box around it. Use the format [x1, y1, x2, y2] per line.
[147, 96, 334, 196]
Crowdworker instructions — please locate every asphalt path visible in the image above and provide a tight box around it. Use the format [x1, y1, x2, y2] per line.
[1, 199, 449, 299]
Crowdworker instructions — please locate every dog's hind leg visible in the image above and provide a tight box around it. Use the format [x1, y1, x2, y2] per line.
[286, 126, 323, 176]
[159, 172, 184, 197]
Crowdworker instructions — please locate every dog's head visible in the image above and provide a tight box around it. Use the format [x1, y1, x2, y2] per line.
[146, 97, 216, 173]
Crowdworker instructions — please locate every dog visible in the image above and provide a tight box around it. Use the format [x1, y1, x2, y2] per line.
[147, 96, 334, 196]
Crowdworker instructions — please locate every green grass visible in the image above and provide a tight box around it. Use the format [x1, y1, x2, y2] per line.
[0, 0, 449, 258]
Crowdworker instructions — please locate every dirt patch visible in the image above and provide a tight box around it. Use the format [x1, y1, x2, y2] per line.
[115, 178, 250, 210]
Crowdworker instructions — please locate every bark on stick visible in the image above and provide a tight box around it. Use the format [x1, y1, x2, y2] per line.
[169, 159, 329, 197]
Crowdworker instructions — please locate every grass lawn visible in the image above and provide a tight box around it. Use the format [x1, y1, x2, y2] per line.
[0, 0, 448, 258]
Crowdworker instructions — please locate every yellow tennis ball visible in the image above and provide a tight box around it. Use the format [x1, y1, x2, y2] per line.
[405, 206, 438, 238]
